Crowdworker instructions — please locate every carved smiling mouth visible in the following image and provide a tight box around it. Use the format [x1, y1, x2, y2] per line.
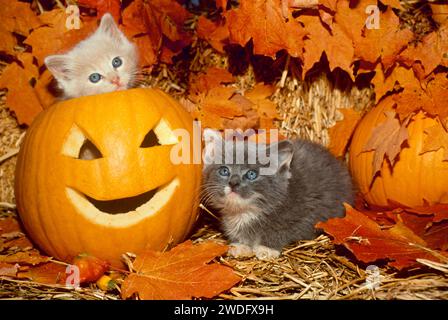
[84, 187, 159, 214]
[66, 178, 179, 227]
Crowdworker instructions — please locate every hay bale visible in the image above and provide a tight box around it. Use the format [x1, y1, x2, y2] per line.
[0, 91, 24, 204]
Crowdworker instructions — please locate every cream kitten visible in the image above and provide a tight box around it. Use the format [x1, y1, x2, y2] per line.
[44, 13, 139, 99]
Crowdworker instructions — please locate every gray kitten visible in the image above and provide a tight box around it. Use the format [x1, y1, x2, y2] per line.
[202, 130, 354, 259]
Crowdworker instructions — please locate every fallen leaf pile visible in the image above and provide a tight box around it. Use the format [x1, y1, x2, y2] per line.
[0, 217, 115, 285]
[0, 215, 239, 299]
[0, 217, 66, 284]
[186, 67, 280, 130]
[317, 203, 448, 270]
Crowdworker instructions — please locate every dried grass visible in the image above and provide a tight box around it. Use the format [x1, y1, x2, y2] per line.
[0, 90, 24, 205]
[191, 221, 448, 300]
[273, 73, 373, 146]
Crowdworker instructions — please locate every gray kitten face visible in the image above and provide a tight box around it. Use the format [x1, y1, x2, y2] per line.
[202, 139, 292, 216]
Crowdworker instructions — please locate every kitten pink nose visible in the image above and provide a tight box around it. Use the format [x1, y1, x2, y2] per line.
[111, 76, 121, 86]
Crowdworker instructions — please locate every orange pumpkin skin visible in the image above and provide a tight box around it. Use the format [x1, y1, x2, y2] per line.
[349, 97, 448, 208]
[15, 88, 202, 267]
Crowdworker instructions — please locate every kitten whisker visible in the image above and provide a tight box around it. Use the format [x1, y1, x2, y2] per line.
[200, 189, 221, 205]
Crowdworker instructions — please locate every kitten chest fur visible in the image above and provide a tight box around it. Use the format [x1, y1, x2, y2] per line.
[222, 210, 262, 245]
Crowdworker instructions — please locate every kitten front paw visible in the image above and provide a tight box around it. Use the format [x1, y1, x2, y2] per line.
[253, 245, 280, 260]
[228, 243, 254, 258]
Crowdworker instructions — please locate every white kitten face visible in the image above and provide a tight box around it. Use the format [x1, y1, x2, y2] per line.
[45, 14, 139, 99]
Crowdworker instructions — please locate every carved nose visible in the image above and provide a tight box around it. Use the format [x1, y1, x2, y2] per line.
[229, 175, 241, 189]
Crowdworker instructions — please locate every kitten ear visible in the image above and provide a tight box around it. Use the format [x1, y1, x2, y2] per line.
[98, 13, 123, 41]
[203, 129, 223, 144]
[202, 129, 223, 166]
[44, 55, 72, 81]
[273, 140, 294, 171]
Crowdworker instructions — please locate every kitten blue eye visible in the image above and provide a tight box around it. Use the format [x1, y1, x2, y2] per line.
[89, 73, 102, 83]
[245, 169, 258, 181]
[218, 166, 230, 177]
[112, 57, 122, 68]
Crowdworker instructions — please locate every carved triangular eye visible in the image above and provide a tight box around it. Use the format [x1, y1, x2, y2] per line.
[140, 130, 161, 148]
[62, 125, 103, 160]
[79, 139, 103, 160]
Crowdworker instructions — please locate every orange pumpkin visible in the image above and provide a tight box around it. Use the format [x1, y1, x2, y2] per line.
[349, 96, 448, 208]
[15, 88, 202, 267]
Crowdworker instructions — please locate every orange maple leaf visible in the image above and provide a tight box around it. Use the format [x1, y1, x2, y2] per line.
[202, 87, 245, 118]
[393, 72, 448, 119]
[420, 123, 448, 161]
[0, 216, 33, 251]
[189, 67, 235, 99]
[380, 0, 403, 9]
[188, 74, 275, 131]
[0, 250, 51, 266]
[24, 9, 97, 66]
[121, 241, 240, 300]
[17, 262, 67, 285]
[77, 0, 122, 21]
[425, 73, 448, 118]
[222, 94, 260, 130]
[334, 0, 372, 45]
[0, 0, 41, 41]
[0, 62, 44, 125]
[371, 65, 419, 104]
[299, 14, 354, 79]
[399, 24, 448, 76]
[407, 204, 448, 224]
[362, 109, 409, 178]
[316, 204, 443, 270]
[226, 0, 307, 58]
[328, 108, 362, 158]
[34, 69, 57, 109]
[354, 7, 413, 69]
[402, 205, 448, 251]
[244, 84, 280, 128]
[0, 217, 23, 235]
[0, 263, 19, 277]
[317, 0, 337, 12]
[0, 29, 16, 56]
[196, 16, 229, 53]
[424, 223, 448, 252]
[332, 0, 413, 72]
[121, 0, 192, 66]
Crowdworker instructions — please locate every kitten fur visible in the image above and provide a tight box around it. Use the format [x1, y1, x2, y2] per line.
[44, 13, 139, 99]
[202, 131, 354, 259]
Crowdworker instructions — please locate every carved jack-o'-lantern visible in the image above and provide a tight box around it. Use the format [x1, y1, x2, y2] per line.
[15, 88, 201, 266]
